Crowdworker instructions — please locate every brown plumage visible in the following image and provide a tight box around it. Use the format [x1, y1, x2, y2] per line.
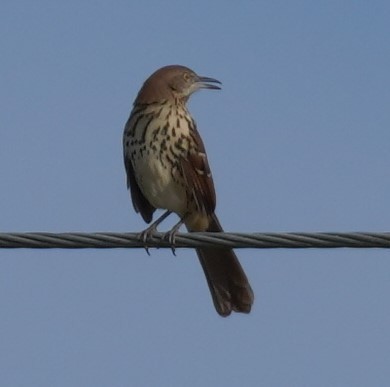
[123, 65, 254, 316]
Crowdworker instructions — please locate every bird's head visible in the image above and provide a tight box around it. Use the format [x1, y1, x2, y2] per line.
[135, 65, 221, 104]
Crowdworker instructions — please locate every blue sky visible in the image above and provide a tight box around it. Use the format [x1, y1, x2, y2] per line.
[1, 1, 390, 386]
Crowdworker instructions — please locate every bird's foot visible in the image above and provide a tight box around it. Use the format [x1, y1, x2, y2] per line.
[162, 229, 178, 256]
[138, 224, 158, 255]
[162, 217, 185, 256]
[137, 210, 173, 255]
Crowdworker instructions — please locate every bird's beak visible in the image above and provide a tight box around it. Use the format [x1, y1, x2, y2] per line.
[197, 76, 222, 90]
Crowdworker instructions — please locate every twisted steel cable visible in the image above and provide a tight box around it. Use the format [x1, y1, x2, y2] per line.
[1, 231, 390, 249]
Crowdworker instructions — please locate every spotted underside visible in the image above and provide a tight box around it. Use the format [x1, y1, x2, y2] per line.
[123, 100, 216, 230]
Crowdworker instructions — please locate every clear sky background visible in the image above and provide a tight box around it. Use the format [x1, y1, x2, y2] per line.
[1, 1, 390, 386]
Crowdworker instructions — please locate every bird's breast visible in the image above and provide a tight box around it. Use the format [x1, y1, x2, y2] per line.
[127, 105, 192, 216]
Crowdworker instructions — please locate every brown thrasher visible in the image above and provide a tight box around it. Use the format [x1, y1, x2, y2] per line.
[123, 65, 254, 316]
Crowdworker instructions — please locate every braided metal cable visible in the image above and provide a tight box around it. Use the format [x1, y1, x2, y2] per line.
[1, 231, 390, 249]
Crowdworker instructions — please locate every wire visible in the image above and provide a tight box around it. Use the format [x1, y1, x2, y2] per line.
[1, 231, 390, 249]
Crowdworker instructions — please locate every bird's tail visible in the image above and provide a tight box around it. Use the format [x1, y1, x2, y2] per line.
[194, 214, 254, 316]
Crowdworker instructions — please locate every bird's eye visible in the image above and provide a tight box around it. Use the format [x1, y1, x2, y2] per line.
[183, 72, 190, 82]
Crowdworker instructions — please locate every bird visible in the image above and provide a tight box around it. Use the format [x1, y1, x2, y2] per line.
[123, 65, 254, 316]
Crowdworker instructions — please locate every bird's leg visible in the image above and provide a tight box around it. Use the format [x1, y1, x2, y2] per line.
[139, 210, 172, 254]
[162, 214, 188, 256]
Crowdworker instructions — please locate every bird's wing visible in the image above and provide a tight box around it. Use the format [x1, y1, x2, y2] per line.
[179, 125, 216, 216]
[123, 117, 156, 224]
[124, 157, 155, 223]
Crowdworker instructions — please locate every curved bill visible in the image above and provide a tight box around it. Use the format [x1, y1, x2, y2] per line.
[197, 76, 222, 90]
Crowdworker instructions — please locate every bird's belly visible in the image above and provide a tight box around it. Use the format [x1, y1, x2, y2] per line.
[135, 156, 187, 216]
